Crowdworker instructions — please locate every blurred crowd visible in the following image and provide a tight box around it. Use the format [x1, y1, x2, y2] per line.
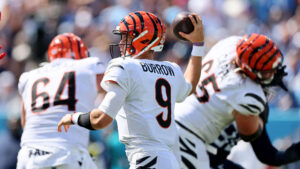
[0, 0, 300, 169]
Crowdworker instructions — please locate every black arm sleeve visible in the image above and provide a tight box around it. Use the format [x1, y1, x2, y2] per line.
[77, 112, 95, 130]
[251, 126, 300, 166]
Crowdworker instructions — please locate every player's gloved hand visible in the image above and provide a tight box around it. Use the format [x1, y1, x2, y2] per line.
[57, 114, 73, 133]
[0, 45, 6, 59]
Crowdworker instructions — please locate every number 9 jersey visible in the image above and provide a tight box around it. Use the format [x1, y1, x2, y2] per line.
[175, 36, 267, 144]
[18, 57, 105, 148]
[101, 57, 192, 154]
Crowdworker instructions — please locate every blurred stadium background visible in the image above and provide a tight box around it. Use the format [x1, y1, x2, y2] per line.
[0, 0, 300, 169]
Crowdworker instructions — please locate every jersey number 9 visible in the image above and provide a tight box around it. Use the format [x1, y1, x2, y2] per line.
[155, 78, 171, 129]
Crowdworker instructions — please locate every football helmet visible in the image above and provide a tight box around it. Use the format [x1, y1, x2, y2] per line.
[236, 33, 287, 90]
[48, 33, 89, 62]
[110, 11, 166, 58]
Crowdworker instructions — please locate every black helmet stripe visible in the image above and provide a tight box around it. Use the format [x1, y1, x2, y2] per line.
[121, 18, 129, 31]
[58, 38, 64, 58]
[260, 49, 280, 70]
[253, 42, 274, 71]
[237, 34, 251, 48]
[248, 38, 270, 65]
[128, 14, 136, 31]
[146, 12, 158, 44]
[238, 34, 260, 66]
[65, 35, 75, 59]
[155, 16, 164, 40]
[76, 38, 82, 59]
[134, 12, 144, 31]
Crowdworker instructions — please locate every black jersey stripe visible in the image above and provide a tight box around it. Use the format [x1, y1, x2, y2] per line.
[175, 120, 205, 142]
[182, 156, 196, 169]
[247, 104, 262, 112]
[109, 64, 124, 70]
[136, 156, 150, 165]
[137, 157, 157, 169]
[239, 104, 257, 114]
[179, 137, 197, 158]
[146, 12, 158, 44]
[245, 93, 265, 105]
[134, 12, 144, 31]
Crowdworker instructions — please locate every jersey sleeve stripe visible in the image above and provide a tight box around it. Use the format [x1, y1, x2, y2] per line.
[239, 104, 262, 114]
[109, 64, 124, 70]
[245, 93, 265, 105]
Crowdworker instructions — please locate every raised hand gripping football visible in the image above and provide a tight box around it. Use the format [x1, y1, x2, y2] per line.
[172, 12, 204, 43]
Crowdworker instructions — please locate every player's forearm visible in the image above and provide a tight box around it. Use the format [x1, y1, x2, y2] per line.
[75, 109, 113, 130]
[251, 126, 300, 166]
[184, 56, 202, 95]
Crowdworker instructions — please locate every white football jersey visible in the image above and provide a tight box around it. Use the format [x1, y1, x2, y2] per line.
[18, 57, 106, 148]
[175, 36, 267, 143]
[101, 57, 192, 152]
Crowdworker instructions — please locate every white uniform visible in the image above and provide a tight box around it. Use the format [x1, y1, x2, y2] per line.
[101, 57, 192, 169]
[17, 57, 105, 169]
[174, 36, 267, 169]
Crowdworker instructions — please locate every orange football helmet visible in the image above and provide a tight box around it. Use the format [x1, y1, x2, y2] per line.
[110, 11, 166, 58]
[48, 33, 89, 62]
[236, 33, 284, 85]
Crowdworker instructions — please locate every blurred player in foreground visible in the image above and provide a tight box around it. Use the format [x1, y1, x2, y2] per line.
[17, 33, 106, 169]
[174, 33, 289, 169]
[208, 105, 300, 169]
[58, 11, 204, 169]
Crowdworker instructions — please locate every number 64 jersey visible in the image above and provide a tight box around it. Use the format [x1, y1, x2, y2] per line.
[175, 36, 267, 144]
[18, 57, 105, 148]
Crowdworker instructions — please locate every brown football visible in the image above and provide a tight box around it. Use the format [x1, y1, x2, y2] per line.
[172, 12, 196, 41]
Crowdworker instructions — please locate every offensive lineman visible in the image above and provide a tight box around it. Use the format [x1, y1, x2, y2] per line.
[58, 11, 204, 169]
[17, 33, 105, 169]
[174, 33, 287, 169]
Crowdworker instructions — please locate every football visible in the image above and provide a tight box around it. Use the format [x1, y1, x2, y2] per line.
[172, 12, 196, 41]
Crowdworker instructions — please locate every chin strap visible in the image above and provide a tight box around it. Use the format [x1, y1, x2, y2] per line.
[262, 65, 288, 91]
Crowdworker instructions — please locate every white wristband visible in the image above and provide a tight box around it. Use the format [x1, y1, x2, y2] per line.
[191, 45, 204, 57]
[71, 112, 85, 124]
